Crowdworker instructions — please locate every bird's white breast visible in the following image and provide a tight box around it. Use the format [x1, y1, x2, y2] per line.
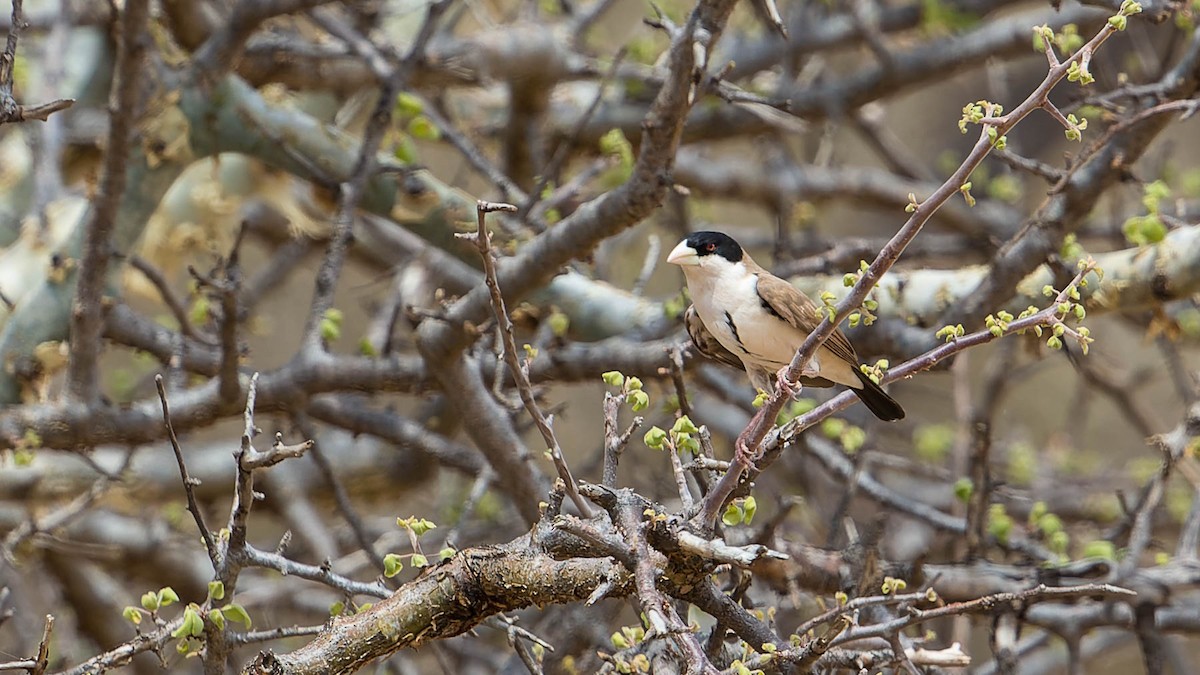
[684, 263, 860, 388]
[684, 263, 808, 369]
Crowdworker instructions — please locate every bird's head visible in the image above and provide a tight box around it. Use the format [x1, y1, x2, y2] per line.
[666, 231, 744, 270]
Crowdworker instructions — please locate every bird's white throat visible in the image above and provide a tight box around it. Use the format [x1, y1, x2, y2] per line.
[683, 260, 755, 309]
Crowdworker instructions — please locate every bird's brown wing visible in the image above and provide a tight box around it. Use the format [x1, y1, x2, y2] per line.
[684, 304, 744, 370]
[753, 273, 861, 367]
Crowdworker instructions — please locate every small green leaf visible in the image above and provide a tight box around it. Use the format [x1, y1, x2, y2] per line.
[207, 581, 224, 601]
[208, 608, 225, 631]
[384, 553, 404, 578]
[599, 129, 634, 167]
[221, 603, 252, 627]
[393, 134, 418, 164]
[410, 519, 437, 536]
[821, 418, 846, 439]
[1081, 539, 1116, 559]
[141, 591, 160, 612]
[172, 607, 204, 639]
[394, 92, 424, 117]
[411, 553, 429, 568]
[675, 433, 700, 455]
[628, 390, 649, 412]
[742, 496, 757, 525]
[358, 338, 377, 357]
[953, 477, 974, 503]
[320, 310, 343, 342]
[407, 115, 441, 141]
[752, 390, 769, 408]
[987, 504, 1013, 544]
[152, 588, 175, 610]
[643, 426, 667, 450]
[914, 424, 955, 463]
[547, 311, 569, 337]
[1037, 513, 1064, 536]
[123, 606, 143, 625]
[1030, 500, 1047, 522]
[189, 296, 210, 325]
[841, 426, 866, 454]
[722, 503, 743, 527]
[672, 416, 699, 435]
[602, 371, 625, 386]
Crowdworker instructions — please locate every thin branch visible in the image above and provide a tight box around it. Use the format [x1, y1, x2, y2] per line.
[128, 254, 215, 345]
[64, 0, 150, 402]
[294, 413, 388, 575]
[518, 47, 627, 223]
[299, 0, 451, 351]
[465, 200, 591, 516]
[155, 374, 218, 567]
[242, 545, 390, 599]
[0, 0, 74, 126]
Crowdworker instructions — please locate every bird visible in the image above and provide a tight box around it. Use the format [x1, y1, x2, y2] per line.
[668, 230, 904, 422]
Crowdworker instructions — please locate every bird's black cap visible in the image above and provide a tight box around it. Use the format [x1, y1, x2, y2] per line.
[686, 231, 743, 263]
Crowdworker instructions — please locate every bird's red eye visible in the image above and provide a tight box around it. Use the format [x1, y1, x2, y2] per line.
[704, 243, 716, 252]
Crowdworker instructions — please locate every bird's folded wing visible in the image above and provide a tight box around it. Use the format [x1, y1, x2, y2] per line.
[753, 273, 861, 367]
[684, 304, 744, 370]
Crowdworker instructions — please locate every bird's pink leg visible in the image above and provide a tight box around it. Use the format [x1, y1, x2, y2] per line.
[733, 434, 760, 469]
[775, 364, 816, 399]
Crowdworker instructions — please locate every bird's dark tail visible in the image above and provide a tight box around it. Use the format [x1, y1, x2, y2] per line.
[852, 370, 905, 421]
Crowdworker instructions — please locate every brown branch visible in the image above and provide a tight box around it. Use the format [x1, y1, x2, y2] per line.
[128, 255, 215, 346]
[610, 492, 715, 673]
[467, 200, 591, 516]
[155, 374, 218, 566]
[946, 26, 1200, 328]
[298, 0, 450, 352]
[292, 413, 387, 575]
[188, 0, 343, 82]
[64, 0, 150, 402]
[965, 339, 1017, 558]
[0, 0, 74, 127]
[243, 533, 626, 674]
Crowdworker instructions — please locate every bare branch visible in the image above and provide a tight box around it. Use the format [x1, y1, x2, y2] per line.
[64, 0, 150, 402]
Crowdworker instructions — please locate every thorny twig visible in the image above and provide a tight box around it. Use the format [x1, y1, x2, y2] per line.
[464, 200, 592, 517]
[156, 374, 218, 566]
